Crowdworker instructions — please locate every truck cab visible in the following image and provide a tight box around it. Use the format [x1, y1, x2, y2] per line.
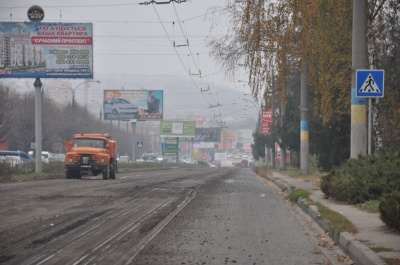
[65, 133, 117, 179]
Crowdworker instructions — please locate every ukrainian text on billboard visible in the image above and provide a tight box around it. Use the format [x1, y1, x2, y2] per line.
[0, 22, 93, 78]
[103, 90, 163, 121]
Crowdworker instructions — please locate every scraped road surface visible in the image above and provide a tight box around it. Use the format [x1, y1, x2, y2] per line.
[0, 167, 346, 265]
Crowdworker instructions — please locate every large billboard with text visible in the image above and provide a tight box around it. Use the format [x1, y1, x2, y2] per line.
[195, 127, 221, 142]
[160, 120, 195, 138]
[0, 22, 93, 78]
[103, 90, 163, 121]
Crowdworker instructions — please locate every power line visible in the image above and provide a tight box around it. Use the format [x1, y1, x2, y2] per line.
[140, 0, 187, 5]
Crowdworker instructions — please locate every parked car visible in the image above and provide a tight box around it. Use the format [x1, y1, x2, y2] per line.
[118, 155, 130, 163]
[0, 150, 34, 165]
[4, 156, 23, 167]
[143, 153, 156, 162]
[104, 98, 139, 114]
[28, 151, 52, 163]
[49, 154, 65, 162]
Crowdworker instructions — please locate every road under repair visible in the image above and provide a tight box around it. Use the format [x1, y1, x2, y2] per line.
[0, 167, 349, 265]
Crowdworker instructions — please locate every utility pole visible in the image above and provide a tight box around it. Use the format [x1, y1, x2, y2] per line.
[351, 0, 367, 158]
[300, 65, 309, 175]
[34, 78, 43, 173]
[270, 69, 276, 169]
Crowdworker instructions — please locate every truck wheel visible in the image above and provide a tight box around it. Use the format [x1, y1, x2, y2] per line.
[103, 165, 110, 180]
[110, 162, 116, 179]
[66, 170, 73, 179]
[74, 171, 82, 179]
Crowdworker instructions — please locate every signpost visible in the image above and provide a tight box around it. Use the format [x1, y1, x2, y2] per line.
[356, 70, 385, 98]
[356, 69, 385, 154]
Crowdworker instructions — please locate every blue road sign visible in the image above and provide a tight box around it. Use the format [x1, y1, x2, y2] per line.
[356, 70, 384, 98]
[137, 141, 144, 148]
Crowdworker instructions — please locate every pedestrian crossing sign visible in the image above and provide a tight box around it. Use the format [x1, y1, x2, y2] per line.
[136, 141, 143, 148]
[356, 70, 384, 98]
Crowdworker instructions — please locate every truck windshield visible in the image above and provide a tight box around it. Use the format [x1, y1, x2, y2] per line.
[74, 139, 106, 148]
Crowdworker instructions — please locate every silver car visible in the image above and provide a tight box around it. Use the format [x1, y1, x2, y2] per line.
[104, 98, 139, 114]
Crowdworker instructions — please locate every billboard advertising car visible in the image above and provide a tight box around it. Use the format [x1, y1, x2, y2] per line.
[0, 22, 93, 78]
[103, 90, 163, 121]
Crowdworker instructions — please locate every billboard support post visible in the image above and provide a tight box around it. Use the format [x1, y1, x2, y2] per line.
[34, 78, 43, 172]
[130, 119, 137, 162]
[176, 138, 179, 163]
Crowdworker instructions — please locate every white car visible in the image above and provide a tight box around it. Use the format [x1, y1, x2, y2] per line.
[4, 156, 23, 167]
[49, 154, 65, 162]
[118, 156, 130, 163]
[28, 151, 52, 163]
[104, 98, 139, 114]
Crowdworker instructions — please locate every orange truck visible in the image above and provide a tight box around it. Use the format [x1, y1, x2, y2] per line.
[65, 133, 117, 179]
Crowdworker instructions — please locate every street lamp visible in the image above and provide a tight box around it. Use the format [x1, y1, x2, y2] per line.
[72, 80, 101, 105]
[90, 100, 102, 122]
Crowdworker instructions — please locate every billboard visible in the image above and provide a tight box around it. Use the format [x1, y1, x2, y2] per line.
[103, 90, 163, 121]
[262, 110, 272, 135]
[0, 22, 93, 78]
[195, 127, 221, 142]
[193, 142, 215, 149]
[160, 120, 196, 138]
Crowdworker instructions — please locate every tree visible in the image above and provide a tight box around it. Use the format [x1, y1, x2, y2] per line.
[0, 83, 16, 144]
[370, 0, 400, 148]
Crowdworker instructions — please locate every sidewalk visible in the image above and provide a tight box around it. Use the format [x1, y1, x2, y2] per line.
[268, 172, 400, 265]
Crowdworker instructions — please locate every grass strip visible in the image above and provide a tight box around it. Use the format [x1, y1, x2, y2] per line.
[315, 202, 358, 234]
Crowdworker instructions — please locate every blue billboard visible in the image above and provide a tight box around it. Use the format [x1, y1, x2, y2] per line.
[0, 22, 93, 79]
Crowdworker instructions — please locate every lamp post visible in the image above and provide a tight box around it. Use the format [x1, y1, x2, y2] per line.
[72, 80, 101, 105]
[90, 100, 102, 122]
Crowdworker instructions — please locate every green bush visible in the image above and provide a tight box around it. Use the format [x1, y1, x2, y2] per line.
[0, 163, 13, 182]
[320, 147, 400, 230]
[0, 162, 36, 182]
[379, 190, 400, 230]
[43, 162, 65, 173]
[321, 148, 400, 203]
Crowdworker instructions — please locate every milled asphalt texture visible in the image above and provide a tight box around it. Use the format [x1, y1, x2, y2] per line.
[268, 172, 400, 265]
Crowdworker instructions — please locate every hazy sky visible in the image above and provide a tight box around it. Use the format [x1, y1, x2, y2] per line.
[0, 0, 259, 132]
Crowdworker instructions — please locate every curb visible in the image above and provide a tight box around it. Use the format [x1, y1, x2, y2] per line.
[267, 176, 386, 265]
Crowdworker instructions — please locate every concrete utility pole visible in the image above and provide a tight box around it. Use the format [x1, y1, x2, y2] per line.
[351, 0, 367, 158]
[270, 70, 276, 169]
[300, 65, 309, 175]
[34, 78, 43, 173]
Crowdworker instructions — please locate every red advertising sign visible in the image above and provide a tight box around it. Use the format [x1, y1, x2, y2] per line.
[262, 110, 272, 135]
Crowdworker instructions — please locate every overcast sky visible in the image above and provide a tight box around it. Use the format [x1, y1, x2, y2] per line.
[0, 0, 259, 132]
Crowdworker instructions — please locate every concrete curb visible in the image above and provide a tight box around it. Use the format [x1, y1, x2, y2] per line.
[267, 176, 387, 265]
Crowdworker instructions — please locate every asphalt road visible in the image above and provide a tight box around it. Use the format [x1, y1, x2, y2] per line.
[0, 167, 347, 265]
